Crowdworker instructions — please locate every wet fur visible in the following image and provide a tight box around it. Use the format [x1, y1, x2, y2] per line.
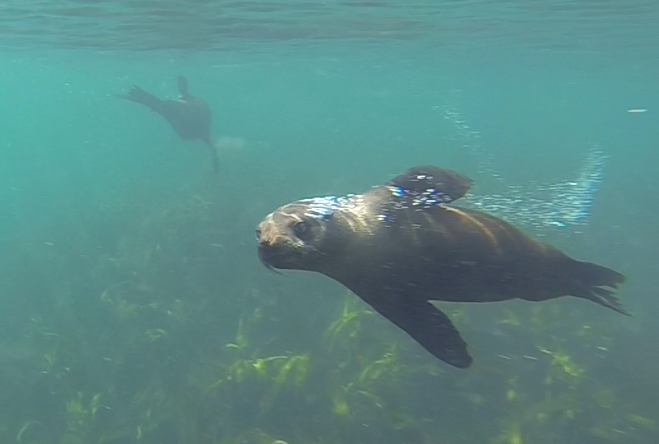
[257, 166, 628, 368]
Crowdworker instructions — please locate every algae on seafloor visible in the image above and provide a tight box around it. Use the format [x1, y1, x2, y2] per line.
[0, 187, 655, 444]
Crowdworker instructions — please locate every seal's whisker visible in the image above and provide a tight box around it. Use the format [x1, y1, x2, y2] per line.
[258, 249, 282, 274]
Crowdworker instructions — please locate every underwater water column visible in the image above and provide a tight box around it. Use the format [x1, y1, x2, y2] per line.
[462, 146, 607, 231]
[441, 96, 607, 233]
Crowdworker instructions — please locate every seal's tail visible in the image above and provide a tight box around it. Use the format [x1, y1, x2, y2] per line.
[205, 139, 220, 175]
[570, 260, 629, 316]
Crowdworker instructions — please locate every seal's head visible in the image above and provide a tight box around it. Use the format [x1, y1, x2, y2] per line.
[256, 196, 351, 273]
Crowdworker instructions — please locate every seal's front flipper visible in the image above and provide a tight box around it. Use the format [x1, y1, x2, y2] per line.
[367, 296, 472, 368]
[386, 165, 474, 204]
[121, 86, 166, 113]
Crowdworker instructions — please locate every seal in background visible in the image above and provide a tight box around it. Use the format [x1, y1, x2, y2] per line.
[119, 76, 219, 174]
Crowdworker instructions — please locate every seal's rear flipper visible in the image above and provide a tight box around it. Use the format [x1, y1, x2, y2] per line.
[570, 260, 630, 316]
[204, 139, 220, 175]
[121, 86, 166, 113]
[367, 296, 472, 368]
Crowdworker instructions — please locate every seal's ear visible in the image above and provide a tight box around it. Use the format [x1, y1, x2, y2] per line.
[386, 166, 473, 204]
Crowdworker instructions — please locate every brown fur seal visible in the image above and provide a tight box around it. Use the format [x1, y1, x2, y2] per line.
[256, 166, 628, 368]
[119, 76, 219, 174]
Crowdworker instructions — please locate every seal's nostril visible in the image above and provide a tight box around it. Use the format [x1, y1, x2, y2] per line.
[255, 227, 262, 239]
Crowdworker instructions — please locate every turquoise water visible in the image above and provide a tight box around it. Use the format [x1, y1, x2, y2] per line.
[1, 1, 658, 443]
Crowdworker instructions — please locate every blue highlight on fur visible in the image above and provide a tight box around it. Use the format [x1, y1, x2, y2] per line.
[300, 196, 346, 219]
[386, 186, 452, 209]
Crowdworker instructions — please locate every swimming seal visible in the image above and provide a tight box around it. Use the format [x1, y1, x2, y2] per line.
[119, 75, 219, 174]
[256, 166, 628, 368]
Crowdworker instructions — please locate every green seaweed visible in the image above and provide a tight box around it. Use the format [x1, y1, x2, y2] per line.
[0, 186, 654, 444]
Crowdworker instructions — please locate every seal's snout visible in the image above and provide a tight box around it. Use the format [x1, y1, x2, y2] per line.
[256, 218, 287, 273]
[256, 205, 330, 273]
[255, 223, 273, 255]
[257, 246, 281, 274]
[255, 219, 279, 248]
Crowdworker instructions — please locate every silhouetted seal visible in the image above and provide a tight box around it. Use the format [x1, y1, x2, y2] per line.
[119, 76, 219, 174]
[256, 166, 628, 368]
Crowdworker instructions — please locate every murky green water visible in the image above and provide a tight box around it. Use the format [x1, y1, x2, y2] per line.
[0, 1, 657, 443]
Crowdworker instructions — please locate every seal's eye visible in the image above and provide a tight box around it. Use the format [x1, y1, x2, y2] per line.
[292, 220, 312, 240]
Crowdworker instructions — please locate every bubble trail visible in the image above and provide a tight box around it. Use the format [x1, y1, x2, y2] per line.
[440, 94, 607, 234]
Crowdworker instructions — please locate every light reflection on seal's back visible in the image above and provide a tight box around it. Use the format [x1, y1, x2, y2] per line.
[256, 165, 628, 369]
